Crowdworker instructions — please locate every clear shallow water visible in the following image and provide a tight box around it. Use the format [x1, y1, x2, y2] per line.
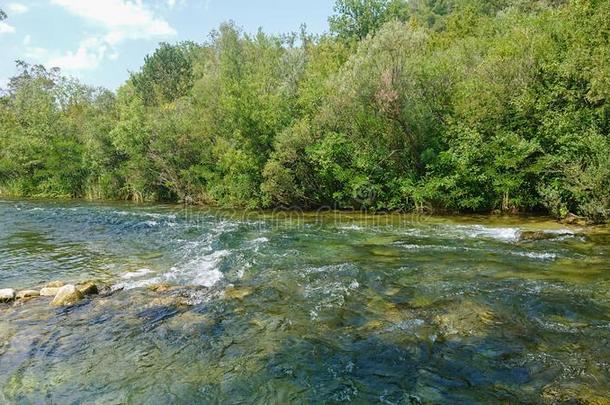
[0, 200, 609, 403]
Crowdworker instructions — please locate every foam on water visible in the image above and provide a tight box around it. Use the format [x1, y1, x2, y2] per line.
[398, 224, 523, 242]
[301, 263, 361, 320]
[167, 249, 230, 287]
[453, 225, 521, 241]
[338, 224, 366, 231]
[112, 210, 177, 220]
[118, 249, 230, 290]
[398, 243, 467, 252]
[396, 242, 559, 261]
[112, 217, 243, 289]
[117, 277, 163, 291]
[121, 268, 154, 279]
[513, 251, 558, 260]
[248, 237, 269, 252]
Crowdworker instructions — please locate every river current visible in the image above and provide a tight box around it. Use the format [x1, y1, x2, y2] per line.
[0, 199, 609, 403]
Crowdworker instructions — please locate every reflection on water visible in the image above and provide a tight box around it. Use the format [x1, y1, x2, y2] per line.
[0, 200, 609, 403]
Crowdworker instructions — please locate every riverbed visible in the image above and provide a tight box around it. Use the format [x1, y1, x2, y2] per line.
[0, 199, 609, 403]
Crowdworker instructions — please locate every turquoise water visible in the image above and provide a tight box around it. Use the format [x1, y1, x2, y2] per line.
[0, 200, 609, 403]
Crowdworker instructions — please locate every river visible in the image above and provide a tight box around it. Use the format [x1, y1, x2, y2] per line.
[0, 199, 609, 403]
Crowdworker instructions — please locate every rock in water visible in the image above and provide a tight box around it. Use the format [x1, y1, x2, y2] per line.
[224, 286, 253, 300]
[46, 281, 65, 288]
[518, 230, 574, 242]
[16, 290, 40, 299]
[433, 300, 497, 338]
[0, 289, 16, 302]
[50, 285, 84, 306]
[562, 213, 587, 226]
[148, 283, 174, 293]
[518, 231, 547, 241]
[40, 287, 61, 296]
[77, 282, 99, 295]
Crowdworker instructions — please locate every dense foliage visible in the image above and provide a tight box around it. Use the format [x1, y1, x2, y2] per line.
[1, 0, 609, 222]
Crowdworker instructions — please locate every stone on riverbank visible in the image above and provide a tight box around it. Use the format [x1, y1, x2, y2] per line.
[562, 213, 588, 226]
[40, 287, 61, 296]
[0, 289, 16, 302]
[16, 290, 40, 299]
[77, 282, 99, 296]
[50, 285, 84, 306]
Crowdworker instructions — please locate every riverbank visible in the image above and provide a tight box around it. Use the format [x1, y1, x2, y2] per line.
[0, 195, 604, 228]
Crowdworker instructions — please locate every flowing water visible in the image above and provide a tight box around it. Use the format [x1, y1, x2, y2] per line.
[0, 199, 609, 403]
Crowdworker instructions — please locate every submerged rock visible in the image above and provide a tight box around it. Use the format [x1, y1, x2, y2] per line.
[77, 282, 99, 296]
[40, 287, 61, 296]
[562, 213, 588, 226]
[148, 296, 187, 307]
[541, 385, 610, 405]
[50, 285, 84, 306]
[407, 295, 435, 309]
[0, 289, 16, 302]
[16, 290, 40, 299]
[98, 284, 120, 297]
[518, 230, 573, 242]
[518, 231, 549, 241]
[224, 286, 253, 300]
[360, 319, 385, 332]
[148, 283, 174, 293]
[163, 310, 217, 334]
[433, 300, 497, 338]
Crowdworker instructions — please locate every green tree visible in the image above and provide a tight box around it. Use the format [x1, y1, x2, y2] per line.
[131, 42, 195, 106]
[329, 0, 410, 41]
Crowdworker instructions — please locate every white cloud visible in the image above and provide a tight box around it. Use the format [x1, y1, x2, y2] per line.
[0, 22, 16, 34]
[47, 37, 107, 71]
[51, 0, 176, 45]
[7, 3, 29, 14]
[35, 1, 177, 74]
[167, 0, 176, 8]
[22, 37, 107, 72]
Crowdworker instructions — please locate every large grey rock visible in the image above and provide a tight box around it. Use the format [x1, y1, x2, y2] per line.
[50, 285, 84, 306]
[0, 289, 16, 302]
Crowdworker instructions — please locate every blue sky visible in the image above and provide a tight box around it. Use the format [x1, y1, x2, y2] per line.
[0, 0, 335, 90]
